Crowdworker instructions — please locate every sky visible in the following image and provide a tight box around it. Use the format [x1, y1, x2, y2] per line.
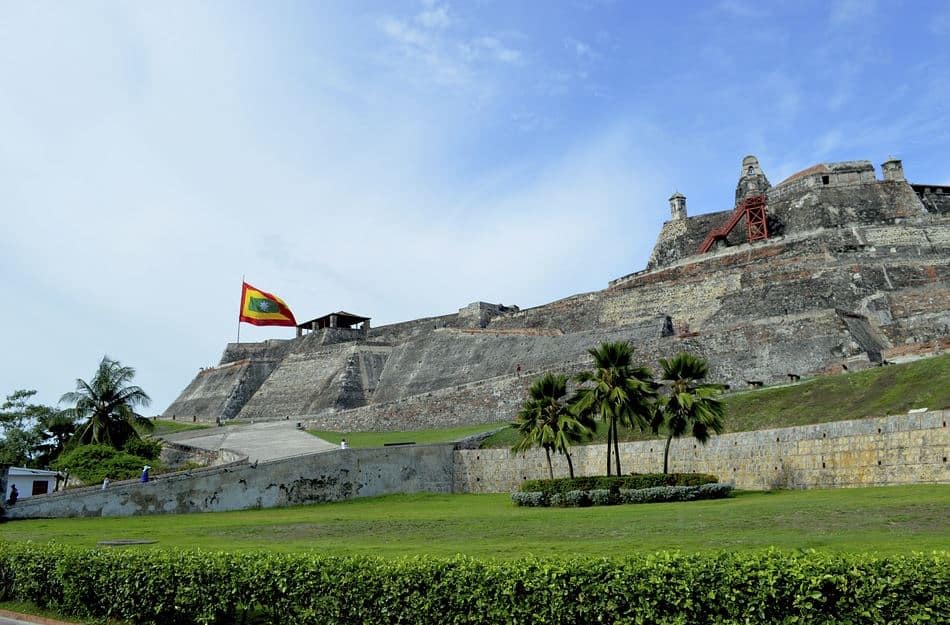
[2, 0, 949, 413]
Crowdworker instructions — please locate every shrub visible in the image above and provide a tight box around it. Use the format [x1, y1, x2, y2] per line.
[520, 473, 717, 495]
[123, 437, 163, 461]
[557, 490, 590, 507]
[0, 544, 945, 625]
[50, 445, 156, 485]
[509, 492, 547, 507]
[588, 489, 616, 506]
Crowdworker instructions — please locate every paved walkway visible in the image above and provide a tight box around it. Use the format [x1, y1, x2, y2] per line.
[160, 420, 337, 462]
[0, 610, 78, 625]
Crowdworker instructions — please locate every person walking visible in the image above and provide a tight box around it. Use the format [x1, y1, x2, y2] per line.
[140, 466, 151, 483]
[6, 484, 18, 506]
[101, 477, 110, 490]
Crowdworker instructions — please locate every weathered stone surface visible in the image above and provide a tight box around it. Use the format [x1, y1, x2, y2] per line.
[6, 444, 456, 518]
[164, 155, 949, 431]
[455, 410, 950, 493]
[7, 411, 946, 517]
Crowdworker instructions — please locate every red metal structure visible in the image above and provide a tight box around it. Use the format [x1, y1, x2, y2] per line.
[698, 194, 769, 254]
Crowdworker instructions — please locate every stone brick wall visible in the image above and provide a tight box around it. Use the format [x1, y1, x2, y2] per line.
[162, 360, 277, 422]
[5, 445, 455, 518]
[162, 158, 948, 432]
[454, 410, 949, 492]
[5, 412, 946, 518]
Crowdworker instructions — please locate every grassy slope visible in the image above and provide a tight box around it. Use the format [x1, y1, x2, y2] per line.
[2, 486, 947, 557]
[482, 353, 950, 448]
[148, 420, 211, 436]
[309, 422, 507, 448]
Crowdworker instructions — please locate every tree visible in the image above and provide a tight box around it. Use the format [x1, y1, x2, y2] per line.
[0, 389, 58, 467]
[572, 342, 657, 476]
[512, 373, 593, 479]
[32, 411, 80, 467]
[60, 356, 153, 450]
[651, 352, 726, 474]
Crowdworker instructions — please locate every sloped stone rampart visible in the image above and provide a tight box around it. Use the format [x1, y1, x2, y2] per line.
[162, 360, 276, 421]
[371, 319, 669, 405]
[162, 166, 949, 429]
[455, 410, 949, 492]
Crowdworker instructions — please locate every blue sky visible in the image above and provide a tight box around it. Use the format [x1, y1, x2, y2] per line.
[2, 0, 949, 413]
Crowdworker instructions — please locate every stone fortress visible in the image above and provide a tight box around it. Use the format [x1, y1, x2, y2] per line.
[165, 155, 950, 434]
[8, 153, 949, 518]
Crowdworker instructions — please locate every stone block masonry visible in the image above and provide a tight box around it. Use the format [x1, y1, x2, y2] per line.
[6, 444, 455, 518]
[163, 155, 949, 431]
[454, 410, 950, 493]
[6, 411, 946, 518]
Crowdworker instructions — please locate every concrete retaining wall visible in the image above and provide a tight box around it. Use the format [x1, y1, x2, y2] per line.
[5, 445, 455, 518]
[454, 410, 950, 492]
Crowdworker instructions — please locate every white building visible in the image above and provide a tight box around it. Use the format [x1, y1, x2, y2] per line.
[6, 467, 64, 501]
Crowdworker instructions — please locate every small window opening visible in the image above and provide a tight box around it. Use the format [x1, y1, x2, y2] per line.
[821, 175, 830, 185]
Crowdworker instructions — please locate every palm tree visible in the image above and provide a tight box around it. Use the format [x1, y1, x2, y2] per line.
[512, 373, 593, 479]
[60, 356, 153, 450]
[572, 342, 657, 476]
[652, 352, 726, 474]
[33, 411, 79, 467]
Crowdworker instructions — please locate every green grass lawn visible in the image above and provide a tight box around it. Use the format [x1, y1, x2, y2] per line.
[482, 353, 950, 448]
[309, 422, 507, 448]
[3, 485, 947, 558]
[147, 419, 212, 436]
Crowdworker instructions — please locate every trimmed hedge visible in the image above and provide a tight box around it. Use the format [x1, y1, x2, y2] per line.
[512, 483, 734, 507]
[0, 543, 945, 624]
[520, 473, 718, 495]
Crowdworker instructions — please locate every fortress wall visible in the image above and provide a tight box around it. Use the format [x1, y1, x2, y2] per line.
[913, 185, 950, 216]
[371, 319, 672, 405]
[304, 310, 866, 433]
[367, 312, 461, 343]
[669, 310, 866, 384]
[643, 178, 927, 272]
[5, 445, 455, 518]
[161, 360, 277, 422]
[7, 412, 945, 518]
[646, 210, 732, 271]
[236, 343, 355, 421]
[454, 410, 950, 493]
[306, 372, 534, 432]
[220, 339, 294, 365]
[486, 292, 602, 333]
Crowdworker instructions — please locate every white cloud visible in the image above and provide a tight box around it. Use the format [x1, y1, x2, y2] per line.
[377, 8, 525, 90]
[380, 16, 430, 48]
[417, 3, 451, 29]
[473, 36, 524, 64]
[565, 37, 596, 59]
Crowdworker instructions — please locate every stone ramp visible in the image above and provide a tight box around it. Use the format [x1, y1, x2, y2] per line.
[163, 421, 337, 462]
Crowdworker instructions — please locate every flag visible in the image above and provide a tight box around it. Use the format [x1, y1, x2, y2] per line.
[239, 282, 297, 327]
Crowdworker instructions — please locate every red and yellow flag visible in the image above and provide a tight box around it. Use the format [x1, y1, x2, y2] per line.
[239, 282, 297, 327]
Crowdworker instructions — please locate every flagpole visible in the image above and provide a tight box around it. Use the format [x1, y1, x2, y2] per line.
[237, 274, 244, 344]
